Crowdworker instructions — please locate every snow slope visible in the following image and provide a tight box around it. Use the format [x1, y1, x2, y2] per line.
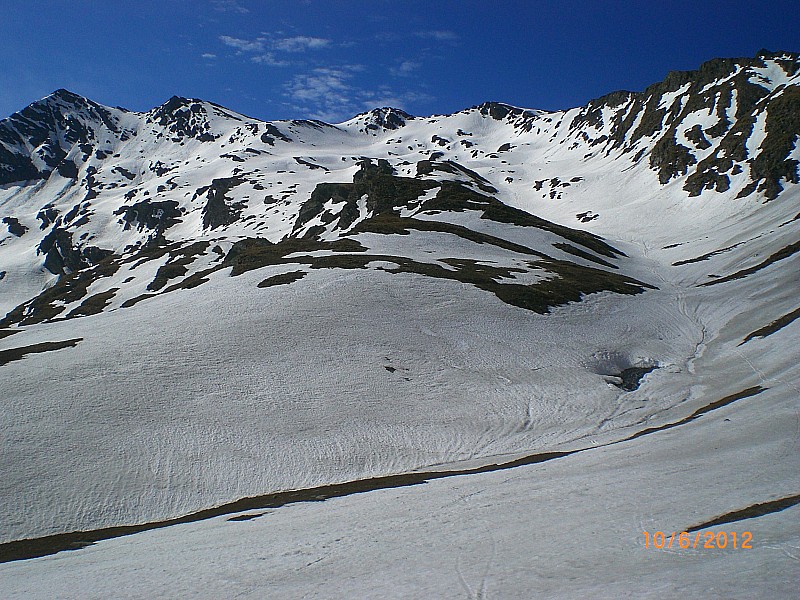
[0, 50, 798, 597]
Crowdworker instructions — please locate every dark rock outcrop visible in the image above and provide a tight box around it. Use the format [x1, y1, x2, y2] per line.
[36, 227, 112, 275]
[2, 217, 27, 237]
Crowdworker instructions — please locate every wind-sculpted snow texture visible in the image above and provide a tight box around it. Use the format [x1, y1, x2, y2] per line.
[0, 51, 798, 597]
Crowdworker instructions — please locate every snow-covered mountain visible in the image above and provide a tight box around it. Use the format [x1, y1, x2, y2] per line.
[1, 50, 798, 597]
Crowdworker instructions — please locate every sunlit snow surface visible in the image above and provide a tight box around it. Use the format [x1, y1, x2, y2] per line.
[1, 55, 799, 597]
[2, 263, 703, 540]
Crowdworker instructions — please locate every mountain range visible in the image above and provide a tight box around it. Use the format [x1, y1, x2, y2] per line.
[0, 50, 798, 598]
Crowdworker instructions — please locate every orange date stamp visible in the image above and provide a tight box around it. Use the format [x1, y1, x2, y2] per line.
[643, 531, 752, 549]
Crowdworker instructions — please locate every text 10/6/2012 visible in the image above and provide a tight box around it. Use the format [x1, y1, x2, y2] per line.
[643, 531, 752, 549]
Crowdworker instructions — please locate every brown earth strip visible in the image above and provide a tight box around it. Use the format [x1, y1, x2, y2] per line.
[66, 288, 119, 318]
[224, 224, 652, 315]
[258, 271, 307, 287]
[0, 385, 768, 563]
[672, 240, 746, 266]
[700, 240, 800, 286]
[740, 306, 800, 344]
[0, 450, 573, 564]
[687, 494, 800, 532]
[552, 242, 618, 269]
[0, 338, 82, 366]
[624, 386, 765, 441]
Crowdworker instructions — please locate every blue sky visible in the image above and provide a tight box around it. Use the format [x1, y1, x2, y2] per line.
[1, 0, 798, 122]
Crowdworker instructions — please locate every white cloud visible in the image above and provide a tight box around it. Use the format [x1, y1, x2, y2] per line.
[273, 36, 330, 52]
[219, 33, 331, 63]
[391, 60, 420, 77]
[251, 53, 289, 67]
[201, 53, 217, 59]
[219, 35, 265, 52]
[284, 66, 431, 122]
[414, 30, 459, 41]
[212, 0, 249, 14]
[286, 67, 352, 103]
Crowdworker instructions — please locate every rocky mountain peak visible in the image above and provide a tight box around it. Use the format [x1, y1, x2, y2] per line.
[150, 95, 202, 117]
[0, 89, 126, 185]
[45, 88, 89, 105]
[146, 96, 218, 142]
[476, 101, 543, 120]
[472, 101, 545, 133]
[345, 107, 414, 133]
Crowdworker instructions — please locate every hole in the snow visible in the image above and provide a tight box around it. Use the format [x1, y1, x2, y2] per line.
[585, 351, 660, 391]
